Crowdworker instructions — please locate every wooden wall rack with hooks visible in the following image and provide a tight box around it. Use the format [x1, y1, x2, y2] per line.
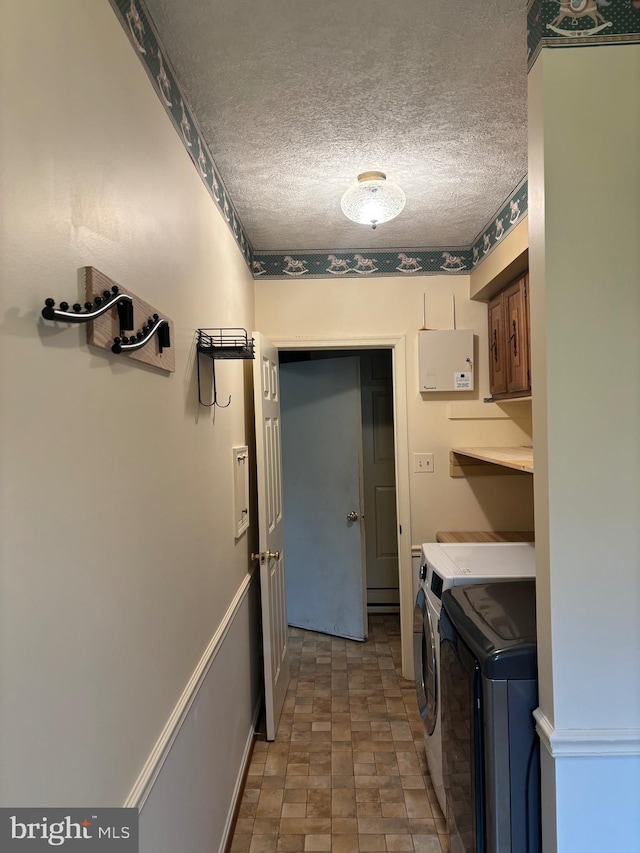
[41, 267, 175, 373]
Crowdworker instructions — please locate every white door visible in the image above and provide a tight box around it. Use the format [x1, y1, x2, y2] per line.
[360, 351, 399, 609]
[253, 332, 289, 741]
[280, 357, 367, 641]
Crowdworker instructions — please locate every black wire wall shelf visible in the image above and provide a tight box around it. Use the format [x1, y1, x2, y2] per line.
[196, 328, 255, 359]
[196, 328, 255, 408]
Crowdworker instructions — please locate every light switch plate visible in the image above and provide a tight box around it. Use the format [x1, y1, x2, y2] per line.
[414, 453, 434, 473]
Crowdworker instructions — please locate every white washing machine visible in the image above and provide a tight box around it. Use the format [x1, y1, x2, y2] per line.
[413, 542, 536, 817]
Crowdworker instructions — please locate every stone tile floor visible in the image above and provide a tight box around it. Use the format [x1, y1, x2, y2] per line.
[230, 615, 447, 853]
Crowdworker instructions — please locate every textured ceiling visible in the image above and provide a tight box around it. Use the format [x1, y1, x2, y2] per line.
[144, 0, 528, 252]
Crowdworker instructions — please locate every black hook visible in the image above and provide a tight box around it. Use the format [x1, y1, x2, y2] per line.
[111, 317, 170, 355]
[157, 320, 171, 353]
[117, 298, 134, 332]
[196, 351, 231, 408]
[42, 288, 134, 326]
[212, 360, 232, 408]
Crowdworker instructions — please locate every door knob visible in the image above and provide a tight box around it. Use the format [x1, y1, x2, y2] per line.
[251, 550, 280, 562]
[347, 511, 359, 522]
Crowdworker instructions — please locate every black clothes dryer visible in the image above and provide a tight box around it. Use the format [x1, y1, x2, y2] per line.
[440, 580, 541, 853]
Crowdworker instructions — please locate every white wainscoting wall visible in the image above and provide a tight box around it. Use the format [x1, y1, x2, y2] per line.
[137, 572, 262, 853]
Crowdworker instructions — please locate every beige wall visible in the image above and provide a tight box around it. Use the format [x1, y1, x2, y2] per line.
[255, 273, 535, 546]
[530, 43, 640, 731]
[529, 44, 640, 851]
[0, 0, 256, 807]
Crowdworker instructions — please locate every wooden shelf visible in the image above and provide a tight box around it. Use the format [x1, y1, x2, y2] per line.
[483, 395, 532, 404]
[450, 446, 533, 477]
[436, 530, 535, 543]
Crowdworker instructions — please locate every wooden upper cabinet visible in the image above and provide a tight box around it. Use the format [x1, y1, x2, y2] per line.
[488, 293, 508, 397]
[504, 274, 530, 393]
[488, 272, 531, 400]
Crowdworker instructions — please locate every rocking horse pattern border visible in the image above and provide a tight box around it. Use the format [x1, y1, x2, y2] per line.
[528, 0, 640, 67]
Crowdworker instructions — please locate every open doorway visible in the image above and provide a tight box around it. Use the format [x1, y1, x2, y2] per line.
[280, 348, 399, 639]
[271, 335, 413, 680]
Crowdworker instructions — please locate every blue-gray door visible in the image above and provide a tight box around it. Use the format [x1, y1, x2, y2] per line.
[280, 357, 366, 641]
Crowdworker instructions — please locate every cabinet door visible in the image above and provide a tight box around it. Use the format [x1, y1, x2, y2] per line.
[504, 275, 530, 394]
[488, 293, 507, 397]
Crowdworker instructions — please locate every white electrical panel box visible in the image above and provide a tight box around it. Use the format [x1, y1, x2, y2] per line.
[418, 330, 474, 392]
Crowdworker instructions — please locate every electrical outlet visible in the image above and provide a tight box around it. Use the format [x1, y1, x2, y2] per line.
[414, 453, 434, 473]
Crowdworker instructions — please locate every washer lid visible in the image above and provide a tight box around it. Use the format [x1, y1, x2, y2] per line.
[422, 542, 535, 584]
[442, 580, 537, 680]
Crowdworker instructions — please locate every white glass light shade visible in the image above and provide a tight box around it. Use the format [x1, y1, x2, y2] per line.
[340, 171, 406, 229]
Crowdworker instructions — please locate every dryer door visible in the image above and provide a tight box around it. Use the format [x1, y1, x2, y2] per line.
[414, 589, 428, 722]
[423, 600, 438, 736]
[414, 589, 438, 736]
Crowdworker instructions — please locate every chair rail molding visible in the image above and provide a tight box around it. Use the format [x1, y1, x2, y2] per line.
[534, 708, 640, 758]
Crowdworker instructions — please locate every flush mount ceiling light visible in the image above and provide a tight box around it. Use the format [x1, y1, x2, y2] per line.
[340, 171, 406, 230]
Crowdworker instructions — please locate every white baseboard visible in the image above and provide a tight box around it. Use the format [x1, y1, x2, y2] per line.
[534, 708, 640, 757]
[218, 700, 262, 853]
